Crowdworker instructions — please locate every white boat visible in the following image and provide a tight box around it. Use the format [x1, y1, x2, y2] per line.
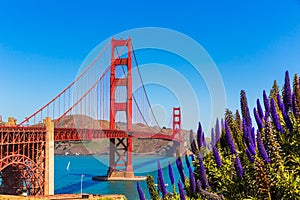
[66, 161, 70, 171]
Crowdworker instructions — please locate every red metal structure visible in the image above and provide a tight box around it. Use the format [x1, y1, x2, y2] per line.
[0, 127, 47, 195]
[173, 107, 181, 136]
[108, 38, 133, 178]
[0, 38, 184, 195]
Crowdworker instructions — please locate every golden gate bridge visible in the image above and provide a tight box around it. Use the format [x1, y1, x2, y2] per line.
[0, 38, 183, 196]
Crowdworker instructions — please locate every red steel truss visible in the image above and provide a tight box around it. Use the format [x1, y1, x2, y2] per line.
[108, 38, 134, 178]
[0, 127, 46, 195]
[54, 128, 183, 142]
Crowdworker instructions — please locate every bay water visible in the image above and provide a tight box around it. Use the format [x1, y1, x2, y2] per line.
[55, 154, 190, 199]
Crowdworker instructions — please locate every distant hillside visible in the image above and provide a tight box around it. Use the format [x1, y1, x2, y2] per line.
[54, 115, 196, 156]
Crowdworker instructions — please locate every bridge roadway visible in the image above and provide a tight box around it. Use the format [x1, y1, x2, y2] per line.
[54, 128, 182, 142]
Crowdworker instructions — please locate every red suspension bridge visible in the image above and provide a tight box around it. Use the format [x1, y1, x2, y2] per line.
[0, 38, 183, 196]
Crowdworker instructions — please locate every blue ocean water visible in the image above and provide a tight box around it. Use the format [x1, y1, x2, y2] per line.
[55, 155, 190, 200]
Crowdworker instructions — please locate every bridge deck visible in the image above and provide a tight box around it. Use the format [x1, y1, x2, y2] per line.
[0, 126, 182, 142]
[54, 127, 182, 142]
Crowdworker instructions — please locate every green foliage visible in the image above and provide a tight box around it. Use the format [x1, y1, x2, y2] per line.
[225, 109, 244, 152]
[270, 80, 280, 101]
[146, 175, 159, 200]
[143, 72, 300, 200]
[254, 158, 272, 199]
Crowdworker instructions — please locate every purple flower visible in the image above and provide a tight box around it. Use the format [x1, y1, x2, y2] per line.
[157, 161, 167, 196]
[188, 166, 196, 193]
[201, 132, 206, 147]
[168, 162, 175, 185]
[198, 153, 209, 189]
[277, 94, 293, 133]
[185, 154, 191, 168]
[254, 107, 263, 131]
[270, 98, 284, 133]
[215, 118, 221, 142]
[176, 157, 186, 184]
[136, 182, 146, 200]
[251, 127, 256, 148]
[211, 128, 215, 147]
[277, 93, 285, 112]
[283, 70, 293, 111]
[225, 120, 237, 155]
[190, 154, 195, 161]
[243, 119, 254, 152]
[221, 118, 225, 131]
[257, 130, 270, 164]
[292, 93, 300, 117]
[248, 143, 256, 155]
[263, 90, 270, 118]
[197, 122, 203, 148]
[196, 179, 202, 192]
[212, 146, 222, 167]
[257, 99, 264, 119]
[178, 181, 186, 200]
[234, 155, 244, 178]
[190, 130, 197, 154]
[246, 148, 254, 163]
[240, 90, 252, 128]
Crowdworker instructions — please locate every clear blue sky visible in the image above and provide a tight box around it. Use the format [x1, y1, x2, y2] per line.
[1, 1, 300, 132]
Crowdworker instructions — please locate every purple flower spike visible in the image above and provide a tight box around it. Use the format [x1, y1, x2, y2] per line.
[201, 132, 206, 147]
[270, 98, 284, 133]
[213, 146, 222, 167]
[225, 120, 237, 155]
[246, 148, 254, 163]
[283, 70, 293, 111]
[240, 90, 252, 128]
[254, 107, 263, 131]
[178, 181, 186, 200]
[277, 94, 293, 133]
[251, 127, 256, 148]
[277, 94, 285, 112]
[168, 162, 175, 185]
[248, 143, 256, 155]
[221, 118, 225, 131]
[292, 93, 299, 117]
[176, 158, 186, 184]
[211, 128, 215, 147]
[263, 90, 270, 118]
[196, 179, 202, 192]
[197, 122, 203, 148]
[136, 182, 146, 200]
[190, 130, 197, 154]
[257, 99, 264, 119]
[185, 154, 191, 168]
[243, 119, 253, 149]
[234, 155, 244, 178]
[198, 153, 209, 189]
[157, 161, 167, 196]
[188, 166, 196, 192]
[190, 154, 195, 161]
[215, 118, 221, 142]
[257, 130, 270, 164]
[243, 119, 256, 152]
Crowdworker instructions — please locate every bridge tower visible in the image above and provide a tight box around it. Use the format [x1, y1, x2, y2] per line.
[108, 38, 134, 178]
[173, 107, 182, 154]
[173, 107, 181, 136]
